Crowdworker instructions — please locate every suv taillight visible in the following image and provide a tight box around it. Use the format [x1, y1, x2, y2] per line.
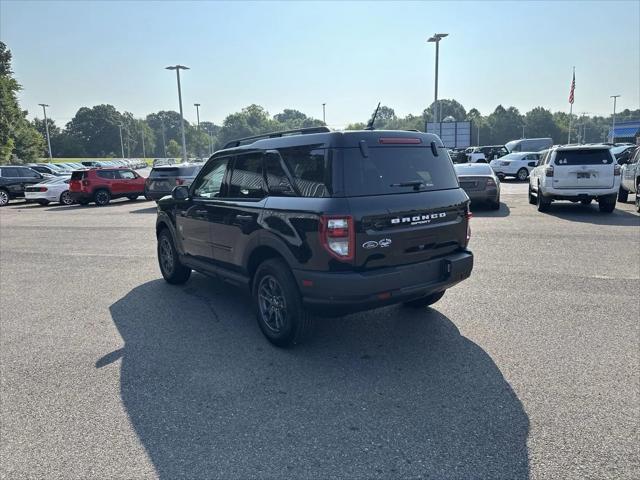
[545, 166, 554, 177]
[614, 164, 621, 176]
[320, 216, 354, 262]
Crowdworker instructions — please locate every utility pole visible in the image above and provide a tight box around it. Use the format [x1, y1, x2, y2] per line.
[427, 33, 448, 123]
[161, 119, 167, 157]
[322, 103, 326, 124]
[38, 103, 53, 161]
[166, 65, 190, 162]
[140, 126, 146, 158]
[522, 125, 525, 139]
[118, 124, 125, 159]
[194, 103, 201, 130]
[610, 95, 620, 143]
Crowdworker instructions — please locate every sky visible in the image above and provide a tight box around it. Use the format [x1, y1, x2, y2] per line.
[1, 0, 639, 129]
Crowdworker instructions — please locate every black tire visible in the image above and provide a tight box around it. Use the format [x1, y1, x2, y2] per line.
[636, 192, 640, 213]
[59, 190, 74, 205]
[516, 168, 529, 181]
[490, 198, 500, 210]
[617, 188, 629, 203]
[94, 189, 111, 206]
[128, 195, 138, 201]
[536, 184, 551, 212]
[157, 229, 191, 284]
[253, 258, 312, 347]
[403, 290, 446, 308]
[528, 184, 536, 205]
[0, 188, 9, 207]
[37, 200, 50, 206]
[580, 199, 592, 205]
[598, 195, 616, 213]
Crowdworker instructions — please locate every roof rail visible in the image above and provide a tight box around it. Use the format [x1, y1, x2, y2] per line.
[223, 126, 331, 149]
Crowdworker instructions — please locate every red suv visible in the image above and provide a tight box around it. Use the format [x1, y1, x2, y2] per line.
[69, 168, 146, 206]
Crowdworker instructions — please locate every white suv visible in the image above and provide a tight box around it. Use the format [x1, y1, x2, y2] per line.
[490, 152, 541, 181]
[528, 145, 620, 213]
[618, 147, 639, 211]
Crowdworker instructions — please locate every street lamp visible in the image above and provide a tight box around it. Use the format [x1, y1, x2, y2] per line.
[194, 103, 201, 130]
[140, 126, 146, 159]
[610, 95, 620, 143]
[322, 103, 326, 124]
[521, 125, 525, 139]
[118, 124, 125, 159]
[160, 119, 167, 158]
[38, 103, 53, 161]
[427, 33, 448, 123]
[166, 65, 190, 162]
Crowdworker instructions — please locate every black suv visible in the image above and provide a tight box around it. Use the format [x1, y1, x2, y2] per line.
[0, 166, 46, 206]
[155, 127, 474, 346]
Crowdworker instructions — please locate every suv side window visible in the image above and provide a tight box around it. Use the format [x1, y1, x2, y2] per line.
[97, 170, 117, 179]
[264, 153, 295, 196]
[118, 170, 136, 180]
[192, 157, 229, 199]
[227, 153, 265, 199]
[1, 167, 18, 178]
[278, 146, 330, 197]
[19, 168, 40, 178]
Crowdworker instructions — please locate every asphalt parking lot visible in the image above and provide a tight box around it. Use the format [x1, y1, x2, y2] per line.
[1, 182, 638, 479]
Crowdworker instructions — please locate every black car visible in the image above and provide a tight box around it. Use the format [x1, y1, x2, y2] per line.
[145, 163, 203, 201]
[0, 166, 46, 206]
[155, 127, 474, 346]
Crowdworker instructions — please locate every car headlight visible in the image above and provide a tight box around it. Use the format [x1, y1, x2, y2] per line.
[500, 161, 511, 166]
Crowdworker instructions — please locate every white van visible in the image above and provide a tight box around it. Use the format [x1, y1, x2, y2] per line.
[505, 138, 553, 153]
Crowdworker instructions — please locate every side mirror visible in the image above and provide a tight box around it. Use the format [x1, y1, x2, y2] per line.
[171, 185, 189, 201]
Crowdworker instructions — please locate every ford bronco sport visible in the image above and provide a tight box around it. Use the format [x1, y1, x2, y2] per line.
[155, 127, 474, 346]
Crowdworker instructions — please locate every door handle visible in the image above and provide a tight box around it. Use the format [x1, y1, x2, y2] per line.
[194, 209, 208, 217]
[236, 214, 254, 224]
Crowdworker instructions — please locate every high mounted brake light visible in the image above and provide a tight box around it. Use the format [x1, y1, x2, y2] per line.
[320, 216, 354, 262]
[378, 137, 422, 145]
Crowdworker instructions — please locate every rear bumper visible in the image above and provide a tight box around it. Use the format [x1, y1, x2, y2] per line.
[541, 186, 618, 199]
[70, 192, 92, 202]
[462, 188, 499, 202]
[145, 189, 171, 201]
[293, 251, 473, 315]
[24, 191, 59, 202]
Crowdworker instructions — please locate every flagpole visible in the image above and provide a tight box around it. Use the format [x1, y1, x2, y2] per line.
[568, 66, 575, 144]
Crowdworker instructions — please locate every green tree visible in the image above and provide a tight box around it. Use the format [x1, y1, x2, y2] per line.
[424, 99, 467, 123]
[524, 107, 560, 142]
[166, 139, 181, 157]
[487, 105, 523, 144]
[0, 42, 44, 163]
[65, 104, 125, 156]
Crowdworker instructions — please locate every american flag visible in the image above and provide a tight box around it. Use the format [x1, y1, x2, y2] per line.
[568, 71, 575, 105]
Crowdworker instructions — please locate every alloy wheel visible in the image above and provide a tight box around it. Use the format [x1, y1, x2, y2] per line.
[159, 236, 174, 275]
[258, 275, 288, 333]
[60, 191, 73, 205]
[0, 190, 8, 206]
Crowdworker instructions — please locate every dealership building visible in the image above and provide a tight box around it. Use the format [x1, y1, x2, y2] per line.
[609, 120, 640, 144]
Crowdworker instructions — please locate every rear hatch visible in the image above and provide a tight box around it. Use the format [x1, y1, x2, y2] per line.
[342, 145, 469, 270]
[552, 148, 615, 189]
[146, 166, 200, 192]
[69, 170, 86, 192]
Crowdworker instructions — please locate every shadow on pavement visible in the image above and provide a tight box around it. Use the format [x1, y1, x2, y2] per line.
[470, 201, 511, 218]
[102, 275, 530, 479]
[544, 202, 639, 226]
[41, 198, 152, 212]
[129, 206, 157, 214]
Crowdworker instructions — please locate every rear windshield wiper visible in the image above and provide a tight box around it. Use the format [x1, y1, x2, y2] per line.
[390, 180, 426, 190]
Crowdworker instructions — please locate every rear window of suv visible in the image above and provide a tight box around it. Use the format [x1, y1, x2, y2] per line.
[554, 149, 613, 165]
[70, 171, 87, 180]
[150, 166, 199, 178]
[342, 147, 459, 196]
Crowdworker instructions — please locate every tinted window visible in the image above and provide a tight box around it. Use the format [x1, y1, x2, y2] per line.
[279, 146, 331, 197]
[97, 170, 117, 179]
[192, 157, 229, 199]
[71, 171, 87, 180]
[19, 168, 41, 178]
[118, 170, 136, 180]
[150, 166, 199, 178]
[228, 153, 265, 199]
[1, 167, 19, 178]
[343, 147, 459, 196]
[554, 150, 613, 166]
[264, 153, 295, 196]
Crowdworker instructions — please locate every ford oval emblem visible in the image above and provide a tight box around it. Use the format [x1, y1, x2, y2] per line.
[362, 240, 378, 249]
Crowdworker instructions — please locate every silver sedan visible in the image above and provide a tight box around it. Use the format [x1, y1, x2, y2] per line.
[454, 163, 501, 210]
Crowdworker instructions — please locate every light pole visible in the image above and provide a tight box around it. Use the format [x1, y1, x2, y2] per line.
[427, 33, 448, 123]
[208, 127, 213, 156]
[118, 124, 125, 159]
[610, 95, 620, 143]
[38, 103, 53, 161]
[322, 103, 326, 124]
[522, 125, 525, 139]
[161, 119, 167, 158]
[194, 103, 201, 130]
[166, 65, 190, 162]
[140, 126, 146, 158]
[579, 112, 590, 143]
